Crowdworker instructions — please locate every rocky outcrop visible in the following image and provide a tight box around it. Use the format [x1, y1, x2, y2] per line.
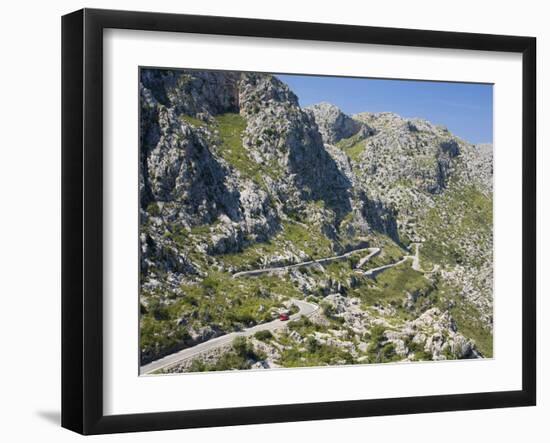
[307, 102, 367, 144]
[141, 69, 240, 118]
[239, 75, 353, 219]
[139, 70, 367, 284]
[386, 308, 479, 360]
[139, 68, 493, 367]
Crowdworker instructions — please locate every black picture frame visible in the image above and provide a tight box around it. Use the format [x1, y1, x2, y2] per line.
[61, 8, 536, 435]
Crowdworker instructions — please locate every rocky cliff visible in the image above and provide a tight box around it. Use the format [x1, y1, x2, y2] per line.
[139, 68, 493, 368]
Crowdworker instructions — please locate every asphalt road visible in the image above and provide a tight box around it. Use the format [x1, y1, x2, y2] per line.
[140, 299, 318, 375]
[141, 245, 415, 374]
[356, 247, 381, 268]
[232, 247, 379, 278]
[410, 243, 420, 271]
[361, 243, 421, 276]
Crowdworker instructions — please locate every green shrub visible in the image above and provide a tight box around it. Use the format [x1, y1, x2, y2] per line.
[254, 330, 274, 341]
[368, 324, 386, 344]
[380, 343, 397, 360]
[306, 336, 320, 353]
[278, 342, 355, 367]
[364, 325, 400, 363]
[288, 316, 313, 331]
[232, 337, 250, 356]
[146, 202, 161, 217]
[186, 337, 267, 372]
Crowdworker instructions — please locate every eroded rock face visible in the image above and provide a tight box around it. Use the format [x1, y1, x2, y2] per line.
[239, 75, 353, 219]
[141, 69, 240, 117]
[307, 102, 366, 145]
[139, 68, 493, 366]
[140, 70, 281, 281]
[139, 70, 366, 285]
[146, 108, 241, 221]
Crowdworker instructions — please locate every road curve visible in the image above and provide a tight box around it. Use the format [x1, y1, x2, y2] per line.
[232, 247, 380, 279]
[361, 243, 421, 277]
[409, 243, 420, 271]
[362, 256, 409, 277]
[141, 245, 418, 374]
[356, 247, 381, 268]
[140, 299, 318, 375]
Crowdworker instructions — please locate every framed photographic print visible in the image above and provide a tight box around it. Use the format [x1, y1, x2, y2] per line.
[61, 8, 536, 435]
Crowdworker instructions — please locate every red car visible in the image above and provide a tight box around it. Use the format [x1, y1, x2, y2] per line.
[279, 313, 290, 321]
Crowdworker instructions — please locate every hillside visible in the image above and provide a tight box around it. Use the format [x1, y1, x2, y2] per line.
[139, 69, 493, 371]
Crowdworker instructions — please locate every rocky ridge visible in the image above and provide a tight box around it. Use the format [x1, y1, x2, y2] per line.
[139, 68, 493, 369]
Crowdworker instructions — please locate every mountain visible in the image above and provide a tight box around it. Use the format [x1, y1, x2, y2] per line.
[139, 69, 493, 370]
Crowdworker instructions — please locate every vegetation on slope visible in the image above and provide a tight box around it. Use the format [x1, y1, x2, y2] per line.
[185, 337, 267, 372]
[335, 132, 368, 161]
[139, 71, 493, 370]
[213, 113, 283, 187]
[218, 220, 333, 270]
[140, 270, 299, 363]
[419, 184, 492, 269]
[179, 114, 206, 128]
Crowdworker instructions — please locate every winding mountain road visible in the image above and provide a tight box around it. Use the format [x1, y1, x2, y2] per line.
[232, 247, 380, 278]
[356, 247, 381, 268]
[140, 299, 318, 375]
[141, 244, 421, 375]
[361, 242, 421, 277]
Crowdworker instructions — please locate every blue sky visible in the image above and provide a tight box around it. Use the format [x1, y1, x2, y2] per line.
[277, 74, 493, 144]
